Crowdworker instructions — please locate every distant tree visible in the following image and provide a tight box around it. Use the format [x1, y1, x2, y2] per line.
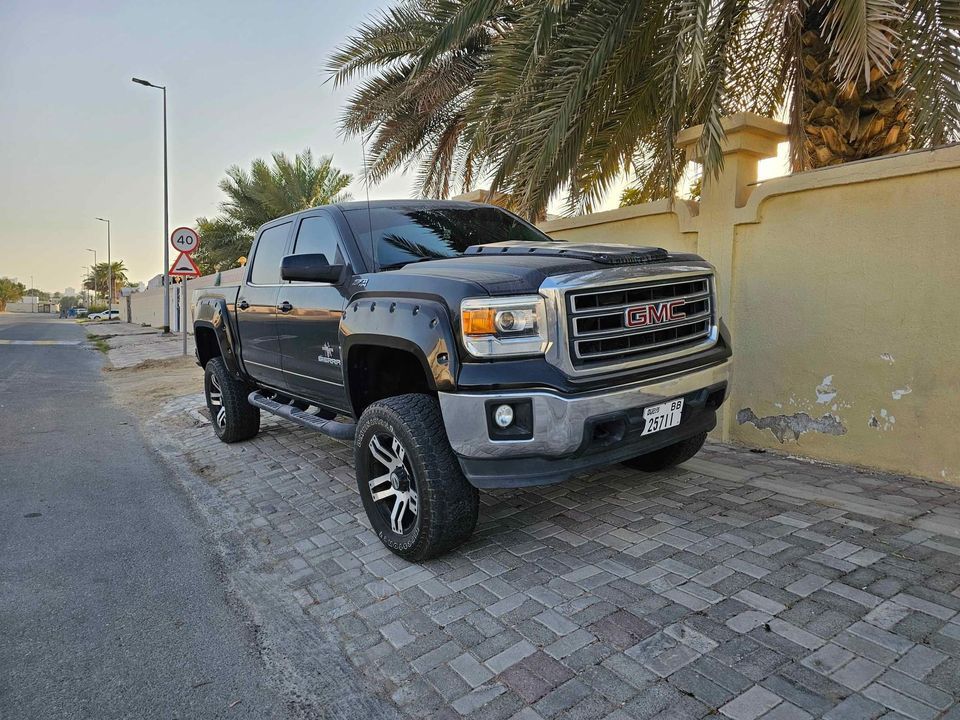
[620, 174, 702, 207]
[25, 288, 51, 301]
[58, 295, 79, 310]
[0, 277, 26, 311]
[193, 150, 353, 274]
[83, 261, 129, 303]
[193, 218, 254, 276]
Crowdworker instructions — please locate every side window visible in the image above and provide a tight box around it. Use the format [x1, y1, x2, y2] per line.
[293, 214, 343, 264]
[249, 223, 291, 285]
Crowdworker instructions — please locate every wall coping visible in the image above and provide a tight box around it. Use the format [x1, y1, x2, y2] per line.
[736, 143, 960, 225]
[539, 198, 699, 234]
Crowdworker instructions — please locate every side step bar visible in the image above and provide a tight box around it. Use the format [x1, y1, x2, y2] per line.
[247, 391, 356, 442]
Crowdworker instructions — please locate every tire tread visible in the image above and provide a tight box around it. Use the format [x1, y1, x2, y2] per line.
[356, 394, 478, 561]
[205, 357, 260, 443]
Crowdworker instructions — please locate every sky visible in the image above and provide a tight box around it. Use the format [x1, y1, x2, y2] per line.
[0, 0, 415, 293]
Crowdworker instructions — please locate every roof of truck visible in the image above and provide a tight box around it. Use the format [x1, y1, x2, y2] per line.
[335, 199, 496, 212]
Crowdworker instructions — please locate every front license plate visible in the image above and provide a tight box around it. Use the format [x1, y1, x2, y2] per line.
[641, 398, 684, 436]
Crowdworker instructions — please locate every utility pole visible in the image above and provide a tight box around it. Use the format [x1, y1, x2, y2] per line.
[132, 77, 170, 332]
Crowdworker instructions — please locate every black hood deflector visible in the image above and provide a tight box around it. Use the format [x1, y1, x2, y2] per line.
[464, 241, 668, 265]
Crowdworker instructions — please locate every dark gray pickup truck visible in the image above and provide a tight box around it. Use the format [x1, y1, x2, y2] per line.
[194, 200, 731, 559]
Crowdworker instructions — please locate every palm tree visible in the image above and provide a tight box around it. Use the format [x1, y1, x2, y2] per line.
[327, 1, 515, 198]
[331, 0, 960, 218]
[219, 149, 353, 230]
[84, 261, 128, 304]
[193, 150, 353, 274]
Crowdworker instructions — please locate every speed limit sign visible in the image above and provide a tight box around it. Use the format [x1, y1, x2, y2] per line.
[170, 227, 200, 254]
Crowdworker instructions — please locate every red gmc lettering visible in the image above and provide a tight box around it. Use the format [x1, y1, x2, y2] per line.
[625, 299, 687, 327]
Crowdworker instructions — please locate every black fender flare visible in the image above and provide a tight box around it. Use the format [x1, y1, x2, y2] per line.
[340, 296, 459, 413]
[194, 297, 241, 374]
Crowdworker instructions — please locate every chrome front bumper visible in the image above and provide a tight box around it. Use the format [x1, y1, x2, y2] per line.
[438, 360, 730, 460]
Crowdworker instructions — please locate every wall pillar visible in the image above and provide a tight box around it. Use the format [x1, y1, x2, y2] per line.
[677, 113, 788, 439]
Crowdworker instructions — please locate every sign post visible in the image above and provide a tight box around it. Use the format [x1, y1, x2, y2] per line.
[169, 227, 201, 356]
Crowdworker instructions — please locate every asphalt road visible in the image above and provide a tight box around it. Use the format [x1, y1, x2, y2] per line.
[0, 314, 291, 719]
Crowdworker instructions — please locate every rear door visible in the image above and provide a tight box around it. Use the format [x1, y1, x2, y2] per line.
[276, 211, 350, 411]
[236, 220, 292, 388]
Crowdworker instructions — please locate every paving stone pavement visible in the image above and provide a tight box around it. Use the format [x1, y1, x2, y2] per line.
[151, 391, 960, 720]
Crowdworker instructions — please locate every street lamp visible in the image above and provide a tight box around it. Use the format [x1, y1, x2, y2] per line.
[86, 249, 97, 303]
[132, 77, 170, 333]
[95, 217, 112, 311]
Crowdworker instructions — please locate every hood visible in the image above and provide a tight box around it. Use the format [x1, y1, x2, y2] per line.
[356, 241, 698, 304]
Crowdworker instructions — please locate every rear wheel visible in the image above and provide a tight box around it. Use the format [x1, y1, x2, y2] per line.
[355, 394, 478, 561]
[204, 357, 260, 443]
[622, 432, 707, 472]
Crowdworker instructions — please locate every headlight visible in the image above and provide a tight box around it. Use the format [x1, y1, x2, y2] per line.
[461, 295, 548, 358]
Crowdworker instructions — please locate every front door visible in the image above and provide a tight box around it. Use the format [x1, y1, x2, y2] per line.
[276, 212, 350, 412]
[236, 221, 292, 388]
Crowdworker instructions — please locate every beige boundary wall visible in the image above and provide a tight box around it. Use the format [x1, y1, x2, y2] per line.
[540, 113, 960, 485]
[127, 266, 245, 330]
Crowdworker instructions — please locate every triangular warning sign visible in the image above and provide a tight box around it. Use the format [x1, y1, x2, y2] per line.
[169, 251, 201, 276]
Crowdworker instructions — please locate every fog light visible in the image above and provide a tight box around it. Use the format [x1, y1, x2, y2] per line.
[493, 404, 514, 428]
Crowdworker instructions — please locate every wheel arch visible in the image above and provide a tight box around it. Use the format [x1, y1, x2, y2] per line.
[194, 297, 240, 373]
[341, 296, 459, 417]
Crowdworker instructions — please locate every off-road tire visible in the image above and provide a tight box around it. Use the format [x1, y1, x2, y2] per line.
[355, 394, 479, 561]
[622, 432, 707, 472]
[204, 357, 260, 443]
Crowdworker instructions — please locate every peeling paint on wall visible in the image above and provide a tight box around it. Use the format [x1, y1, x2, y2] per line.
[737, 408, 847, 443]
[891, 386, 912, 400]
[868, 408, 896, 431]
[816, 375, 837, 404]
[880, 353, 896, 364]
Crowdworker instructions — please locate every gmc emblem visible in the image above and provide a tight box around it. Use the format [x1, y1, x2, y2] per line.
[624, 299, 686, 327]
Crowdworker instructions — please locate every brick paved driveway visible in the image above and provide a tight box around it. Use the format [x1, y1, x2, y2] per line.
[153, 393, 960, 720]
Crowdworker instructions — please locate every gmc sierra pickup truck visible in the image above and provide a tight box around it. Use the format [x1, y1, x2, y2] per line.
[194, 200, 731, 560]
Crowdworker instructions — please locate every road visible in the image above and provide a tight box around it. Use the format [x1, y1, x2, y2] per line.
[0, 314, 291, 719]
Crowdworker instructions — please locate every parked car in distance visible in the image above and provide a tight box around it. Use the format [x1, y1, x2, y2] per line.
[87, 310, 120, 321]
[194, 200, 731, 560]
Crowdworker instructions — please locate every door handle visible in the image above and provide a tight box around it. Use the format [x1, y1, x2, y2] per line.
[278, 300, 293, 313]
[238, 299, 250, 310]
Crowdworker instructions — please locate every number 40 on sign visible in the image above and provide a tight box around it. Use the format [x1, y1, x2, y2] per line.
[169, 227, 201, 277]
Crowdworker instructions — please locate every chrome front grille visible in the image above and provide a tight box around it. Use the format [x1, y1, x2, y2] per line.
[566, 274, 715, 368]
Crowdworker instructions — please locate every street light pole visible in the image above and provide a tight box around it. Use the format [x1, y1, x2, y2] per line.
[95, 218, 112, 312]
[132, 77, 170, 333]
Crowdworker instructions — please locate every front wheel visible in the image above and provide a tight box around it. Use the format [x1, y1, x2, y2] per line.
[204, 357, 260, 443]
[355, 394, 479, 561]
[622, 432, 707, 472]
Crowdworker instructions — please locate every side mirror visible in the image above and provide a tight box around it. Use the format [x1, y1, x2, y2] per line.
[280, 253, 344, 283]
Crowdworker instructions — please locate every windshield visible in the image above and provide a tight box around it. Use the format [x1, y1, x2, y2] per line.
[343, 205, 557, 269]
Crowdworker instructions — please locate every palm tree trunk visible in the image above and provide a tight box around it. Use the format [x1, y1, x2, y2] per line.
[798, 4, 913, 170]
